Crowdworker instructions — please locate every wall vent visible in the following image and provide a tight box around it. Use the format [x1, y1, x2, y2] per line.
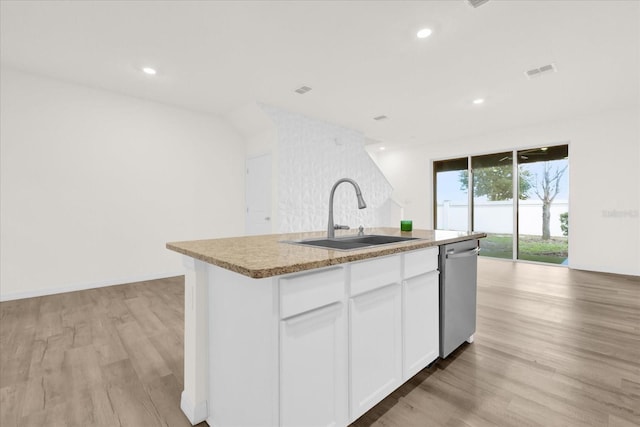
[373, 115, 388, 121]
[294, 86, 312, 94]
[467, 0, 490, 8]
[525, 63, 557, 79]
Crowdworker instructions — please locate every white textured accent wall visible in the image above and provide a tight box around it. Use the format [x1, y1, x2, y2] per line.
[261, 106, 393, 233]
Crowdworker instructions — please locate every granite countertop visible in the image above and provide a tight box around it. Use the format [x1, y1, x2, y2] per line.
[166, 227, 486, 279]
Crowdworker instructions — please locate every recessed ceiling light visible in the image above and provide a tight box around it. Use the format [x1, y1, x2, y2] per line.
[142, 67, 157, 75]
[373, 115, 388, 121]
[416, 28, 433, 39]
[472, 98, 485, 105]
[379, 146, 386, 151]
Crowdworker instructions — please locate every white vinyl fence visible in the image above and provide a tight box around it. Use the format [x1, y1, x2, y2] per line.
[437, 199, 569, 237]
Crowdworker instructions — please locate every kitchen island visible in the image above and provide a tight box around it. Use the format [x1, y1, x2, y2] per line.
[167, 227, 486, 427]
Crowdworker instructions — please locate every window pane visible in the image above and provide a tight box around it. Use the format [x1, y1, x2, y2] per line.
[471, 152, 513, 259]
[517, 145, 569, 264]
[434, 158, 468, 230]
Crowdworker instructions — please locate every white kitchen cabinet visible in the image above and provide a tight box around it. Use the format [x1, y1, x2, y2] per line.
[404, 247, 439, 278]
[349, 282, 402, 421]
[403, 271, 439, 379]
[174, 230, 487, 427]
[280, 302, 348, 427]
[279, 267, 348, 427]
[403, 247, 440, 380]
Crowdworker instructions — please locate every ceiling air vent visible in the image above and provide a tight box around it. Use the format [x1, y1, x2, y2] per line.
[467, 0, 490, 8]
[294, 86, 312, 94]
[525, 63, 557, 79]
[373, 115, 388, 121]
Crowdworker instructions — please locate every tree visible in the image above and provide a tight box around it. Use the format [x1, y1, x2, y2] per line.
[560, 212, 568, 236]
[534, 162, 568, 240]
[459, 165, 533, 201]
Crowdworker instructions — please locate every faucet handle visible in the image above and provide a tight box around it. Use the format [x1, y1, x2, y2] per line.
[358, 225, 364, 236]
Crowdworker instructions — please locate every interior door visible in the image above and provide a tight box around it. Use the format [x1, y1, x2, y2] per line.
[245, 154, 272, 235]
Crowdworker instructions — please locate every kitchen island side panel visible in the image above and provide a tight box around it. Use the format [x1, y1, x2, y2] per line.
[208, 265, 279, 427]
[181, 257, 210, 424]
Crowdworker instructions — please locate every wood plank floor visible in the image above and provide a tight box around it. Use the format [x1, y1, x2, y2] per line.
[352, 259, 640, 427]
[0, 276, 205, 427]
[1, 259, 639, 426]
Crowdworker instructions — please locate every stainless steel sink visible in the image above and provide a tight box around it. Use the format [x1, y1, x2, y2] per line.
[286, 234, 420, 251]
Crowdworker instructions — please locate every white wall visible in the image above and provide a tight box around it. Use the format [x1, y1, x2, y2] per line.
[0, 68, 246, 300]
[261, 105, 393, 233]
[374, 107, 640, 276]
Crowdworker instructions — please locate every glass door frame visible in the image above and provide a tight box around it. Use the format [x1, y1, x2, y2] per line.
[512, 149, 519, 260]
[433, 143, 569, 266]
[433, 151, 516, 241]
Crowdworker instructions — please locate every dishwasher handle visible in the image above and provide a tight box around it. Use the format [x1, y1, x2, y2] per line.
[446, 247, 480, 259]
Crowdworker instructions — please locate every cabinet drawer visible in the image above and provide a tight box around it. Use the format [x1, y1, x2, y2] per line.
[350, 255, 401, 297]
[280, 267, 345, 319]
[404, 247, 439, 278]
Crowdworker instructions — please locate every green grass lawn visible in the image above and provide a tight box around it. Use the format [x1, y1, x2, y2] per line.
[480, 234, 568, 264]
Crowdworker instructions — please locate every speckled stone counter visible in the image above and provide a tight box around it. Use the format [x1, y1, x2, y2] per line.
[166, 227, 486, 279]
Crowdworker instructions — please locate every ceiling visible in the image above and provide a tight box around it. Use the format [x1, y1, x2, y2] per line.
[1, 0, 638, 147]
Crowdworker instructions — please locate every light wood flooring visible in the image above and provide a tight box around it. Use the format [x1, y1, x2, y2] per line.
[0, 276, 203, 427]
[1, 259, 639, 426]
[352, 260, 640, 427]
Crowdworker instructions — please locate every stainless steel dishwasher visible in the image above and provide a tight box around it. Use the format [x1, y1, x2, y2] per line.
[439, 239, 480, 358]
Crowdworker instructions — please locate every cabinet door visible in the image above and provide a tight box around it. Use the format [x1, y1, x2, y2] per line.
[349, 283, 402, 421]
[280, 302, 348, 427]
[403, 271, 439, 380]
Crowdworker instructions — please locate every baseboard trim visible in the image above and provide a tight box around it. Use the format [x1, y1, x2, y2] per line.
[569, 264, 639, 277]
[180, 390, 208, 425]
[0, 271, 185, 302]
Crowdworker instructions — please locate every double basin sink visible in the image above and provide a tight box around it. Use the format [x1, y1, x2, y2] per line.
[286, 234, 420, 251]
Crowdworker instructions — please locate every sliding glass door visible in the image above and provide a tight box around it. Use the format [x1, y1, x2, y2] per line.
[517, 146, 569, 264]
[434, 158, 469, 231]
[434, 144, 569, 265]
[471, 152, 514, 259]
